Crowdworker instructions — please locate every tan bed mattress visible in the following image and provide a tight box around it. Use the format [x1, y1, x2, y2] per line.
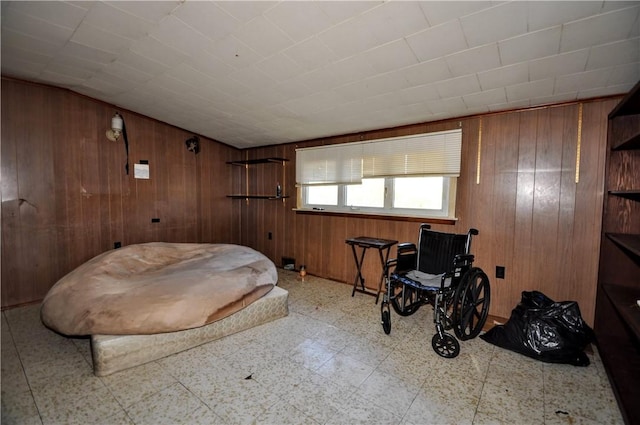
[91, 285, 288, 376]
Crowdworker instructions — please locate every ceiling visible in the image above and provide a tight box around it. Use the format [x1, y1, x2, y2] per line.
[1, 1, 639, 149]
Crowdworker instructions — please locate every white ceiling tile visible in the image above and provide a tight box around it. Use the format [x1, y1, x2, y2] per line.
[229, 66, 276, 91]
[406, 20, 468, 62]
[487, 98, 531, 112]
[477, 62, 529, 90]
[148, 15, 214, 59]
[165, 64, 219, 91]
[59, 41, 117, 65]
[48, 55, 103, 74]
[189, 53, 235, 78]
[335, 71, 412, 102]
[45, 61, 94, 81]
[1, 58, 46, 78]
[554, 68, 611, 95]
[436, 75, 481, 99]
[173, 2, 240, 42]
[459, 2, 528, 47]
[587, 38, 640, 70]
[214, 1, 278, 23]
[425, 96, 467, 116]
[39, 70, 86, 87]
[419, 1, 492, 26]
[71, 22, 133, 54]
[578, 81, 636, 99]
[207, 35, 263, 69]
[397, 83, 440, 105]
[82, 2, 153, 39]
[1, 28, 64, 57]
[527, 1, 603, 32]
[7, 1, 88, 29]
[359, 2, 430, 44]
[233, 15, 294, 57]
[282, 37, 339, 71]
[103, 61, 152, 84]
[316, 1, 382, 25]
[117, 50, 170, 77]
[257, 53, 305, 83]
[265, 1, 333, 43]
[499, 26, 561, 66]
[445, 43, 501, 77]
[399, 58, 453, 86]
[560, 5, 640, 53]
[2, 8, 74, 46]
[107, 1, 180, 23]
[1, 1, 636, 148]
[130, 36, 188, 68]
[607, 62, 640, 86]
[322, 56, 378, 88]
[463, 87, 507, 108]
[318, 16, 382, 59]
[361, 40, 419, 74]
[529, 49, 589, 81]
[506, 79, 555, 102]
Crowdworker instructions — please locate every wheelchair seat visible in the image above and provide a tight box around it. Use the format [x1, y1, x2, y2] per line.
[381, 224, 490, 358]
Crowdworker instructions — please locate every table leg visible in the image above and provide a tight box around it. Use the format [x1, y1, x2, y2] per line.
[375, 246, 393, 304]
[350, 245, 367, 297]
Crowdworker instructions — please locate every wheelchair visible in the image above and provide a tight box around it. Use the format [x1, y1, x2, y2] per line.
[380, 224, 490, 358]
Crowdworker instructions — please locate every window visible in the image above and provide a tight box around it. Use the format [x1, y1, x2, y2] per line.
[297, 129, 461, 219]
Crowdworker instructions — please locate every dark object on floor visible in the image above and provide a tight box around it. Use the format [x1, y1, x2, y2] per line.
[480, 290, 594, 366]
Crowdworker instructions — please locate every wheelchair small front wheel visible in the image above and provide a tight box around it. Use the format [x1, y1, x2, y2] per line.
[381, 302, 391, 335]
[432, 332, 460, 358]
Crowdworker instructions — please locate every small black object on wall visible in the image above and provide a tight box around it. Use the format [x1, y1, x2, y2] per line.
[186, 136, 200, 154]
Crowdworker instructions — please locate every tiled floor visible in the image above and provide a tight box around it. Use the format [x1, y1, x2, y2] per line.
[1, 270, 624, 425]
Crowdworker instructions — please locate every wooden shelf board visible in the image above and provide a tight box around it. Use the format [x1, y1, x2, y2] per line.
[606, 233, 640, 258]
[612, 130, 640, 150]
[602, 283, 640, 341]
[226, 157, 289, 165]
[608, 190, 640, 201]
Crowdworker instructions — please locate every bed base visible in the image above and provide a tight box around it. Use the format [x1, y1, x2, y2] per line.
[91, 286, 288, 376]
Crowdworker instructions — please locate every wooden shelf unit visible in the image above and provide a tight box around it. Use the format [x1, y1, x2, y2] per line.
[595, 80, 640, 425]
[226, 157, 289, 201]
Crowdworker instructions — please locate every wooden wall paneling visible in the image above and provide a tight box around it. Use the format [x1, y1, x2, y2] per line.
[555, 105, 582, 304]
[530, 108, 563, 298]
[512, 110, 538, 310]
[570, 100, 612, 324]
[471, 113, 497, 312]
[1, 82, 26, 306]
[490, 112, 520, 319]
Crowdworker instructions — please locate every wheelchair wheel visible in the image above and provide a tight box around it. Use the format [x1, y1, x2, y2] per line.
[431, 332, 460, 358]
[381, 302, 391, 335]
[453, 267, 490, 341]
[390, 285, 420, 316]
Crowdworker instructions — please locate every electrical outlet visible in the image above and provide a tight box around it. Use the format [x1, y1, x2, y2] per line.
[496, 266, 505, 279]
[268, 232, 272, 240]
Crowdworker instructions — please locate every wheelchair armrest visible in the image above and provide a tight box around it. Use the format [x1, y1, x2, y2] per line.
[453, 253, 475, 267]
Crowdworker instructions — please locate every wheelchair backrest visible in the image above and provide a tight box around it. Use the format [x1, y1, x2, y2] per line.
[417, 228, 471, 275]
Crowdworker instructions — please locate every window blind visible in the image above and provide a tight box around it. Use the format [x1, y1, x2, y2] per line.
[296, 129, 462, 185]
[296, 143, 363, 185]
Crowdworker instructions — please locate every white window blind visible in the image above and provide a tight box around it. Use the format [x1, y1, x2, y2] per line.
[296, 143, 363, 185]
[296, 129, 462, 185]
[362, 129, 462, 177]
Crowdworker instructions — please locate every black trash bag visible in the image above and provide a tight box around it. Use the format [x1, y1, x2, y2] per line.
[480, 291, 594, 366]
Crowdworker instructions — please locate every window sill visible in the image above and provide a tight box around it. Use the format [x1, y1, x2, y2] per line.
[292, 208, 457, 225]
